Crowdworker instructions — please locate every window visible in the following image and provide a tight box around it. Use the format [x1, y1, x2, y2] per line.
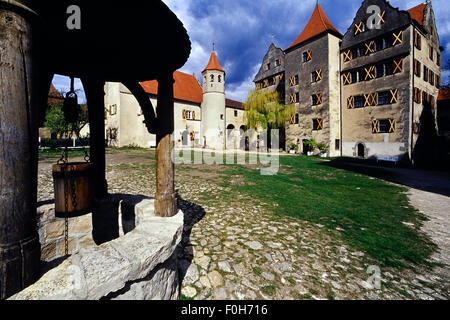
[234, 110, 238, 117]
[385, 61, 393, 76]
[384, 36, 393, 49]
[424, 66, 428, 82]
[295, 92, 300, 103]
[376, 64, 384, 78]
[414, 31, 422, 50]
[335, 139, 340, 151]
[378, 91, 391, 105]
[210, 75, 214, 82]
[414, 59, 421, 77]
[294, 75, 299, 85]
[375, 38, 384, 51]
[313, 118, 324, 131]
[218, 75, 222, 83]
[422, 91, 428, 106]
[354, 95, 365, 108]
[220, 114, 224, 120]
[303, 50, 312, 62]
[312, 70, 322, 83]
[109, 104, 118, 116]
[295, 113, 299, 124]
[351, 48, 359, 59]
[358, 47, 365, 57]
[372, 119, 395, 134]
[437, 53, 441, 66]
[312, 93, 323, 106]
[183, 110, 196, 120]
[429, 46, 434, 60]
[275, 58, 281, 67]
[357, 69, 365, 82]
[414, 87, 422, 104]
[429, 70, 434, 85]
[351, 71, 358, 84]
[436, 75, 441, 89]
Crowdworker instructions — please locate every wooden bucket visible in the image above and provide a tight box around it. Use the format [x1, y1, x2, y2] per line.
[52, 162, 94, 218]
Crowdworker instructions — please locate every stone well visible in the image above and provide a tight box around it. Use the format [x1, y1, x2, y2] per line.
[10, 196, 184, 300]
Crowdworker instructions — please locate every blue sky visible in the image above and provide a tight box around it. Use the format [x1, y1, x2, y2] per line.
[53, 0, 450, 103]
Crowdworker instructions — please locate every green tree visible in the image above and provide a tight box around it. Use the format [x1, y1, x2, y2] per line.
[244, 89, 295, 130]
[44, 100, 89, 139]
[44, 102, 69, 138]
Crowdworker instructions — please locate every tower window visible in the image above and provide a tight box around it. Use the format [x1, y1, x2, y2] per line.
[234, 110, 238, 117]
[210, 75, 214, 82]
[218, 75, 222, 83]
[220, 114, 224, 120]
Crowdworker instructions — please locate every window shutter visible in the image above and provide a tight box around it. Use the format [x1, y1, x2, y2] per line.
[347, 96, 354, 109]
[307, 50, 312, 61]
[393, 31, 403, 45]
[389, 119, 396, 133]
[393, 59, 403, 74]
[192, 111, 196, 120]
[390, 89, 398, 104]
[372, 120, 379, 134]
[343, 50, 351, 62]
[182, 109, 187, 119]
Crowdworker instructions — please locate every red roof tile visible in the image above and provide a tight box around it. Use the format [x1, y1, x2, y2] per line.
[438, 88, 450, 101]
[203, 51, 225, 73]
[408, 3, 426, 26]
[226, 98, 244, 110]
[287, 4, 342, 50]
[140, 71, 203, 104]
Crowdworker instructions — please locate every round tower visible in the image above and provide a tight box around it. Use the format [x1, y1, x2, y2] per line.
[201, 50, 226, 150]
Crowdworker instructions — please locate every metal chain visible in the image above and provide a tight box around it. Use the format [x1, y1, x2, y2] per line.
[63, 166, 69, 256]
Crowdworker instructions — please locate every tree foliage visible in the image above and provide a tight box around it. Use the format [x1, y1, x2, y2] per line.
[243, 89, 295, 130]
[44, 100, 89, 139]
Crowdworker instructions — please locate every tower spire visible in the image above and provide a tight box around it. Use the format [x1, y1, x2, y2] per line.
[213, 42, 215, 52]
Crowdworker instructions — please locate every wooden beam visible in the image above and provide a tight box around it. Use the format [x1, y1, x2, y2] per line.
[0, 2, 41, 299]
[155, 74, 177, 217]
[82, 76, 108, 199]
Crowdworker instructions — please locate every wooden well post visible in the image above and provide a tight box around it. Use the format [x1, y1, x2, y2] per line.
[0, 0, 41, 299]
[155, 74, 177, 217]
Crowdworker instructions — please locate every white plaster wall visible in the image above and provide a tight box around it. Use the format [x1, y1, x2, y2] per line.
[201, 70, 226, 150]
[343, 141, 406, 158]
[328, 34, 342, 157]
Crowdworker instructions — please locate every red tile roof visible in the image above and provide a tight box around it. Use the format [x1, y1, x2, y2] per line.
[47, 84, 64, 105]
[203, 51, 225, 73]
[140, 71, 203, 104]
[408, 3, 426, 26]
[287, 4, 342, 50]
[226, 98, 244, 110]
[438, 88, 450, 101]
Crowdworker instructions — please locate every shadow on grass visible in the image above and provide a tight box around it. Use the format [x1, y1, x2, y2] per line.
[321, 157, 450, 197]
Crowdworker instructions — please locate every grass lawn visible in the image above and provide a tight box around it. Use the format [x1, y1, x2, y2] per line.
[222, 154, 436, 269]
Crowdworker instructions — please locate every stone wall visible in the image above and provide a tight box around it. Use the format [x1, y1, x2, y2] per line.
[12, 198, 183, 300]
[38, 204, 96, 262]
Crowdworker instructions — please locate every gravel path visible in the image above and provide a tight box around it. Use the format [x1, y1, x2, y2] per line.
[37, 151, 450, 300]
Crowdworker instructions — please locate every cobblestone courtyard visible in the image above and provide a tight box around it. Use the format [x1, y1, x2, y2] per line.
[37, 149, 449, 300]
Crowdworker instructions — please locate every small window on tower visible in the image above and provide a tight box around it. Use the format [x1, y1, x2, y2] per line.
[234, 110, 238, 117]
[211, 75, 214, 82]
[220, 114, 224, 120]
[218, 75, 222, 83]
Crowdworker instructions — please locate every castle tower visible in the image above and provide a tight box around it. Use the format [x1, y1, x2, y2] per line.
[201, 50, 226, 150]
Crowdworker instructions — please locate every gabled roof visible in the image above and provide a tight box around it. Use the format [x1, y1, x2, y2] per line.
[140, 71, 203, 104]
[287, 4, 342, 50]
[408, 3, 427, 26]
[438, 88, 450, 101]
[203, 51, 225, 73]
[226, 98, 244, 110]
